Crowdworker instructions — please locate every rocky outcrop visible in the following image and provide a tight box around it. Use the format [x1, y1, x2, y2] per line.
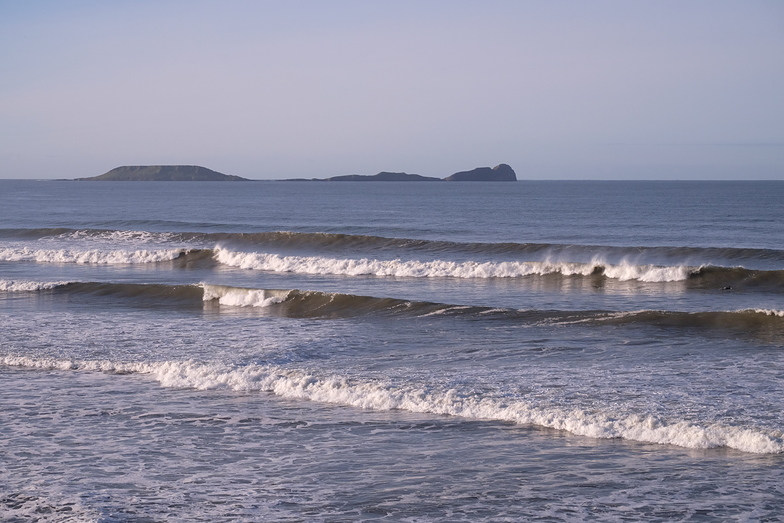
[326, 171, 442, 182]
[76, 165, 248, 181]
[444, 164, 517, 182]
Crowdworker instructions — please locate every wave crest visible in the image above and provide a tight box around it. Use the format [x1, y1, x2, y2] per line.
[0, 279, 71, 292]
[214, 248, 697, 282]
[202, 284, 290, 308]
[2, 355, 781, 454]
[0, 247, 188, 265]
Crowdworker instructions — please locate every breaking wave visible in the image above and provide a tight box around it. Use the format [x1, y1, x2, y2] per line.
[0, 279, 73, 292]
[1, 354, 782, 454]
[0, 246, 189, 265]
[214, 247, 699, 282]
[4, 227, 784, 265]
[202, 284, 290, 308]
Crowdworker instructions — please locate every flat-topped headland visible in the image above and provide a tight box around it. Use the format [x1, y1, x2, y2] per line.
[76, 165, 249, 181]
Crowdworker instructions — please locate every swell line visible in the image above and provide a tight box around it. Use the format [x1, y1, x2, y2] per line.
[3, 280, 782, 337]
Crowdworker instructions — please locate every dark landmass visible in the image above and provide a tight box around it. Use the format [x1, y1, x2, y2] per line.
[326, 171, 442, 182]
[76, 165, 249, 181]
[288, 164, 517, 182]
[74, 163, 517, 182]
[443, 164, 517, 181]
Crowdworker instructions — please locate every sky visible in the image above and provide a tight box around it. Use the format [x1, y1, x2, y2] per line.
[1, 0, 783, 180]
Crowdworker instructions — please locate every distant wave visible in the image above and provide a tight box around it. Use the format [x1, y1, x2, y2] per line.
[2, 354, 782, 454]
[3, 227, 783, 266]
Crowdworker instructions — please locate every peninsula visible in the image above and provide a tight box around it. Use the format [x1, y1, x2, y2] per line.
[76, 165, 249, 181]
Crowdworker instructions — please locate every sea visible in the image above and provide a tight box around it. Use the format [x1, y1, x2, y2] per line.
[1, 179, 783, 522]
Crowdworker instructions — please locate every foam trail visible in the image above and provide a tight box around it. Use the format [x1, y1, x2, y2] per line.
[0, 247, 186, 264]
[214, 248, 697, 282]
[2, 355, 781, 454]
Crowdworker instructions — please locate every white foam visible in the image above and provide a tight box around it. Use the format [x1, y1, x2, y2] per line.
[0, 247, 185, 264]
[0, 279, 71, 292]
[752, 309, 784, 317]
[2, 354, 781, 454]
[601, 261, 696, 282]
[213, 248, 696, 282]
[201, 284, 289, 308]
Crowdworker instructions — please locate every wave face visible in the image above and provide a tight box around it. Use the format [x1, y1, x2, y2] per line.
[2, 354, 782, 455]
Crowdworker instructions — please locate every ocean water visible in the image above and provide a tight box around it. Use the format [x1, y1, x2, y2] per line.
[1, 179, 783, 521]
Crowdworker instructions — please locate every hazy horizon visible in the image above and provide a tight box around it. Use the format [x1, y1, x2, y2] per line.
[2, 1, 782, 180]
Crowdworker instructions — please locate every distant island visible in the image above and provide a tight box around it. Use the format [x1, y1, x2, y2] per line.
[74, 163, 517, 182]
[301, 164, 517, 182]
[75, 165, 249, 181]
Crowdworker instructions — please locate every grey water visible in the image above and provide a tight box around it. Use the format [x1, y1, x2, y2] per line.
[1, 180, 783, 521]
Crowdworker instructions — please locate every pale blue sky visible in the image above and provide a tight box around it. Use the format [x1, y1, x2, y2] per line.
[1, 1, 782, 179]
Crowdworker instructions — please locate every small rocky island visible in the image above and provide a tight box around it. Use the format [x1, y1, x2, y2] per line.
[444, 164, 517, 182]
[76, 165, 249, 181]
